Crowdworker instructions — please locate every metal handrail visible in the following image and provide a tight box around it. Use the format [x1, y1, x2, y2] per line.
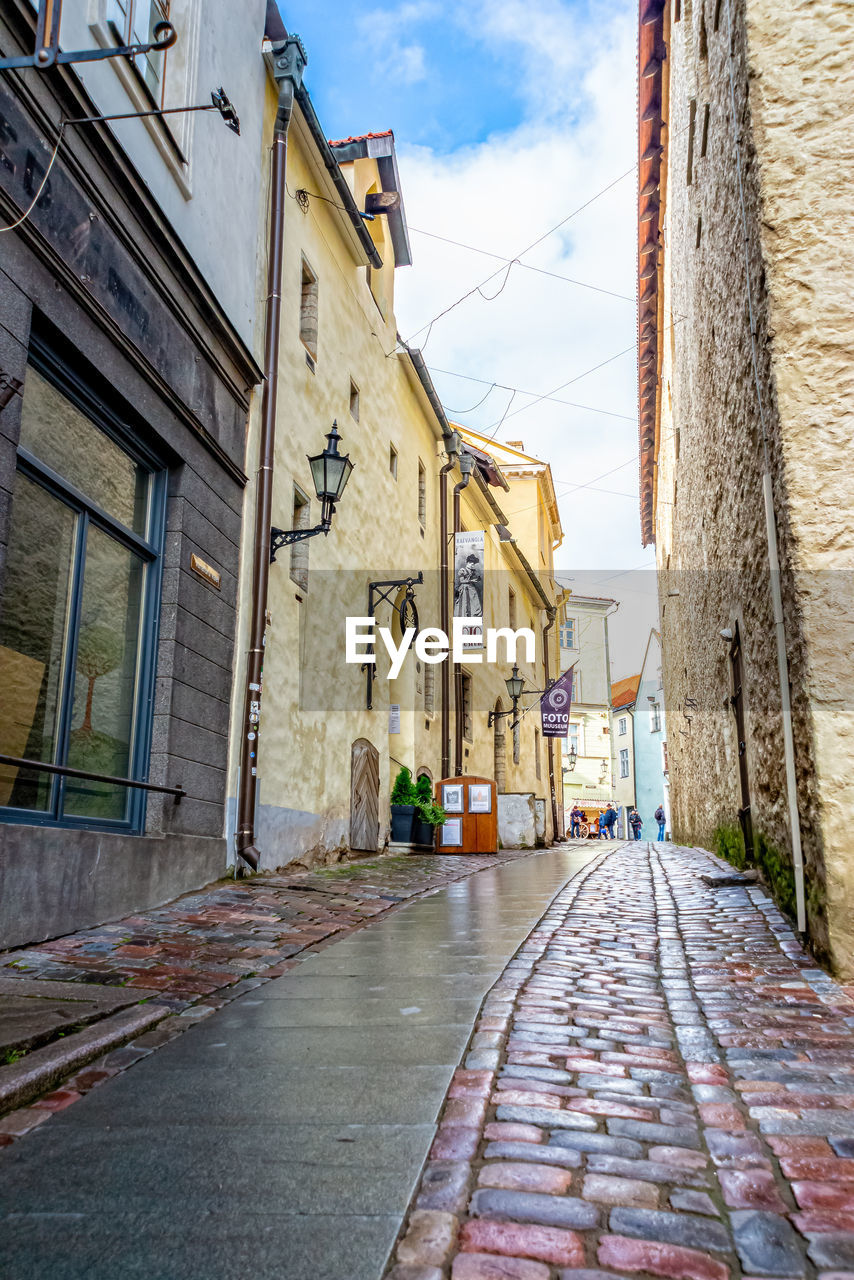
[0, 754, 184, 802]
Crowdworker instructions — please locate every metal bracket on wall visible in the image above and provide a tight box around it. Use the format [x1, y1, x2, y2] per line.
[0, 1, 176, 72]
[363, 573, 423, 710]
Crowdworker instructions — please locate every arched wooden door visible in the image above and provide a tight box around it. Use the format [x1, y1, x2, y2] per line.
[350, 738, 380, 852]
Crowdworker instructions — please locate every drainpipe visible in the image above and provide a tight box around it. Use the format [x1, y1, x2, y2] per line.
[542, 606, 559, 841]
[438, 440, 458, 779]
[453, 453, 473, 776]
[235, 36, 307, 871]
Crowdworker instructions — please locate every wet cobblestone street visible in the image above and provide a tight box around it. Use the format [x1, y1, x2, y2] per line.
[390, 843, 854, 1280]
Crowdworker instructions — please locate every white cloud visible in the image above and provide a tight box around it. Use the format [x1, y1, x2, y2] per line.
[394, 0, 641, 595]
[359, 1, 439, 84]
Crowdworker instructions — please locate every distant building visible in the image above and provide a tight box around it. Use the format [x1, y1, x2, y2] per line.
[632, 632, 669, 841]
[556, 593, 617, 829]
[610, 674, 640, 836]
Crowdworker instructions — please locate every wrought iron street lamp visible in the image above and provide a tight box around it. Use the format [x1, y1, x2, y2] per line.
[563, 744, 578, 772]
[488, 665, 526, 727]
[270, 420, 354, 562]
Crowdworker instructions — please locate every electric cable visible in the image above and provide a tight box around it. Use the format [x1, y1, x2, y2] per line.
[0, 123, 65, 233]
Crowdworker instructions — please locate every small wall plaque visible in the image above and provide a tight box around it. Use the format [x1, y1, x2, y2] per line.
[190, 554, 221, 590]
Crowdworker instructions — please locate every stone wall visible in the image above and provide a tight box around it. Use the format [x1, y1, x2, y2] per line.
[652, 0, 850, 968]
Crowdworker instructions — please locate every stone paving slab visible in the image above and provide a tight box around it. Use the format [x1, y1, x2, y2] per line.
[0, 849, 538, 1133]
[387, 843, 854, 1280]
[0, 977, 145, 1054]
[0, 847, 600, 1278]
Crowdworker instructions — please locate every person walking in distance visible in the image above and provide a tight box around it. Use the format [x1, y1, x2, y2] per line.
[655, 804, 666, 842]
[603, 802, 618, 840]
[569, 804, 582, 839]
[629, 808, 643, 841]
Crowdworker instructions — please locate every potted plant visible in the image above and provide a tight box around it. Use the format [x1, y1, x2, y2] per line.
[390, 766, 418, 842]
[412, 775, 447, 848]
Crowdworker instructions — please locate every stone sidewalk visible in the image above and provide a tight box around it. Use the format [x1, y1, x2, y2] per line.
[0, 848, 537, 1143]
[388, 843, 854, 1280]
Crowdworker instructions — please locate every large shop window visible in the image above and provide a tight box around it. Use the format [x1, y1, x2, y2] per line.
[0, 357, 165, 831]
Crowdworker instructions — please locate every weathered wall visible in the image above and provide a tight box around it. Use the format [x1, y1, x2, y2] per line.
[653, 0, 833, 960]
[745, 0, 854, 975]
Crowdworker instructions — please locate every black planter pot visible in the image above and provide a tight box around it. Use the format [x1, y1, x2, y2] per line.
[412, 818, 436, 849]
[390, 804, 417, 842]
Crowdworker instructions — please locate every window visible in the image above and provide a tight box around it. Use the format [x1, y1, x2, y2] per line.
[508, 588, 517, 630]
[461, 672, 473, 742]
[106, 0, 170, 105]
[289, 486, 311, 593]
[650, 702, 662, 733]
[389, 444, 398, 480]
[568, 723, 580, 756]
[535, 729, 541, 780]
[560, 619, 575, 649]
[417, 459, 426, 526]
[349, 378, 360, 422]
[619, 748, 630, 779]
[300, 258, 318, 362]
[618, 716, 627, 736]
[0, 356, 164, 831]
[424, 662, 435, 716]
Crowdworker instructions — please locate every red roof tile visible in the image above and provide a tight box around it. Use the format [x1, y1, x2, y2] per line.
[328, 130, 394, 147]
[611, 674, 641, 709]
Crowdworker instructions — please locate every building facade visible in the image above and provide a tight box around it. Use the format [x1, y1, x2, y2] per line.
[224, 53, 564, 871]
[631, 630, 669, 840]
[638, 0, 854, 972]
[610, 673, 639, 835]
[556, 593, 617, 829]
[0, 0, 269, 946]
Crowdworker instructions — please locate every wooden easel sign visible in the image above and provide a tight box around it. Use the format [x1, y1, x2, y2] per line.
[435, 776, 498, 854]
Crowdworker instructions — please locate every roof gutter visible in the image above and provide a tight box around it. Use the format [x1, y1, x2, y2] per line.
[294, 84, 382, 270]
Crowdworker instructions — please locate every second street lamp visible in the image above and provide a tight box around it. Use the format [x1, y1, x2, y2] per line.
[271, 420, 354, 562]
[488, 664, 526, 728]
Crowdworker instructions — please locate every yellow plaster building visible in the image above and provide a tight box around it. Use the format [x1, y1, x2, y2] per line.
[226, 48, 564, 870]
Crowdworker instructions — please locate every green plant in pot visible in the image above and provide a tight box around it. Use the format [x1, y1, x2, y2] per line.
[390, 766, 419, 842]
[412, 774, 447, 849]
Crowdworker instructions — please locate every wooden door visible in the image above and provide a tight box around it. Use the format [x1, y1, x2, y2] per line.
[350, 738, 380, 852]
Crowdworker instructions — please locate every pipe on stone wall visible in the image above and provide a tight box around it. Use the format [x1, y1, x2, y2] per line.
[235, 39, 307, 871]
[763, 473, 806, 933]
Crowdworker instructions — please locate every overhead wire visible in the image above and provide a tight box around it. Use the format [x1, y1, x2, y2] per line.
[0, 124, 66, 233]
[403, 161, 637, 346]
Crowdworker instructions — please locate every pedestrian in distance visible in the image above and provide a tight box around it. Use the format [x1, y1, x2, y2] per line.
[603, 802, 618, 840]
[598, 811, 608, 840]
[655, 804, 666, 841]
[629, 808, 643, 841]
[569, 804, 582, 839]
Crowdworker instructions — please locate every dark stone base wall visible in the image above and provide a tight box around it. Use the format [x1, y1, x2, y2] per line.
[0, 823, 227, 949]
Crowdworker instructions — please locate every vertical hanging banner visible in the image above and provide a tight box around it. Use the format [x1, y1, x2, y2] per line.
[541, 667, 573, 738]
[453, 530, 484, 649]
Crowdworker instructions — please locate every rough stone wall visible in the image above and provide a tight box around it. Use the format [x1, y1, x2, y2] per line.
[745, 0, 854, 977]
[654, 0, 837, 965]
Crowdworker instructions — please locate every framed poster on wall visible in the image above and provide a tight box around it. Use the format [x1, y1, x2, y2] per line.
[468, 783, 491, 813]
[442, 783, 464, 813]
[440, 817, 463, 846]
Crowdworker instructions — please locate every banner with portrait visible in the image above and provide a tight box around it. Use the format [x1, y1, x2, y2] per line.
[453, 530, 484, 649]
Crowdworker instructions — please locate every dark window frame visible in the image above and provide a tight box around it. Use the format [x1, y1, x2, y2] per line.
[0, 338, 167, 835]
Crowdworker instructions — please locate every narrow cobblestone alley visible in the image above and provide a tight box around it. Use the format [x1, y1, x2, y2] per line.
[3, 842, 854, 1279]
[389, 843, 854, 1280]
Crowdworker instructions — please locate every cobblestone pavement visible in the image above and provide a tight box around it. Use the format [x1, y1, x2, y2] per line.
[388, 843, 854, 1280]
[0, 848, 536, 1146]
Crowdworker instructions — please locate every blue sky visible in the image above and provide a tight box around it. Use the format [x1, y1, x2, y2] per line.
[282, 1, 526, 150]
[280, 0, 658, 674]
